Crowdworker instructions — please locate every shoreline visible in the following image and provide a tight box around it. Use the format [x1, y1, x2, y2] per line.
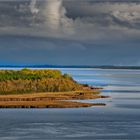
[0, 91, 108, 108]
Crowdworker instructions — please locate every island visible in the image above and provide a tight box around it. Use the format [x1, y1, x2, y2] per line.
[0, 69, 108, 108]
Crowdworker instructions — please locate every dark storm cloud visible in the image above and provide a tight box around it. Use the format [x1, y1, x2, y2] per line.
[64, 0, 140, 29]
[0, 1, 43, 27]
[0, 0, 140, 65]
[0, 0, 140, 40]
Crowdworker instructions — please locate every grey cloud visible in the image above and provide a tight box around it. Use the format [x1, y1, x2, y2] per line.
[65, 1, 140, 28]
[29, 0, 39, 14]
[0, 0, 140, 41]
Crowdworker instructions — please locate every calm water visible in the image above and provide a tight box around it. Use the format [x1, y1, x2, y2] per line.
[0, 68, 140, 140]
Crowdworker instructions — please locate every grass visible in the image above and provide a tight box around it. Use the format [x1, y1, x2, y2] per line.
[0, 91, 108, 108]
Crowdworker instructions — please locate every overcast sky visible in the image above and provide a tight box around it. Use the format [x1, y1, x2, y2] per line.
[0, 0, 140, 66]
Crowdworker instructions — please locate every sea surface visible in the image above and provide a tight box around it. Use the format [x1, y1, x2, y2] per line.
[0, 68, 140, 140]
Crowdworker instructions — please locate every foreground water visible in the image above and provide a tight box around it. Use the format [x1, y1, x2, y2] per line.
[0, 68, 140, 140]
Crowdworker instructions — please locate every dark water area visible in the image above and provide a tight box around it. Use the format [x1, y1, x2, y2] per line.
[0, 68, 140, 140]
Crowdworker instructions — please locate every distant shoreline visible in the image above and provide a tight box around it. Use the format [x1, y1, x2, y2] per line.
[0, 65, 140, 70]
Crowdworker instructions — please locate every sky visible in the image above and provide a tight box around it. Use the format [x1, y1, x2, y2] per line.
[0, 0, 140, 66]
